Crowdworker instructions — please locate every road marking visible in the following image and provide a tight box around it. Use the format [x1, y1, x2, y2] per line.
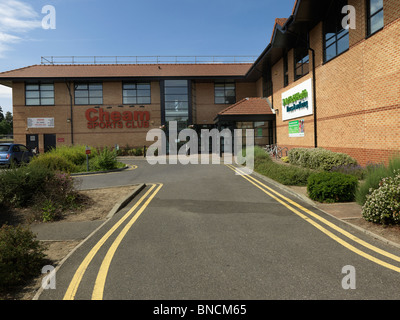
[63, 183, 157, 300]
[91, 183, 163, 300]
[225, 164, 400, 273]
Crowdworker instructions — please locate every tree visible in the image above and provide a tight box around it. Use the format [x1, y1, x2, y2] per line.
[0, 107, 4, 122]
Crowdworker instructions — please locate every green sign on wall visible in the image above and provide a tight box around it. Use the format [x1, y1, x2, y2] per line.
[289, 119, 305, 137]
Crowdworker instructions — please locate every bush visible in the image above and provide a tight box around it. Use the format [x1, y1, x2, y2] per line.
[307, 171, 358, 203]
[356, 156, 400, 205]
[288, 148, 358, 171]
[254, 156, 312, 186]
[361, 171, 400, 225]
[0, 225, 46, 288]
[29, 153, 77, 173]
[0, 165, 54, 208]
[91, 147, 118, 171]
[32, 172, 79, 222]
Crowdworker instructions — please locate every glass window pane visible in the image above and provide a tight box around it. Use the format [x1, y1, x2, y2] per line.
[325, 43, 337, 62]
[137, 83, 150, 90]
[225, 96, 236, 104]
[165, 80, 187, 87]
[26, 98, 40, 105]
[337, 33, 349, 55]
[26, 91, 40, 98]
[123, 84, 136, 89]
[123, 90, 136, 97]
[370, 0, 383, 15]
[75, 84, 88, 90]
[215, 90, 225, 97]
[41, 98, 54, 105]
[137, 97, 151, 104]
[214, 83, 225, 89]
[26, 84, 39, 91]
[215, 97, 225, 104]
[123, 97, 136, 104]
[225, 84, 235, 90]
[89, 83, 102, 90]
[165, 87, 188, 95]
[137, 90, 151, 97]
[370, 10, 384, 34]
[165, 95, 189, 102]
[40, 84, 54, 91]
[89, 97, 103, 105]
[225, 89, 235, 97]
[41, 91, 54, 98]
[89, 90, 103, 98]
[75, 97, 89, 105]
[75, 90, 89, 98]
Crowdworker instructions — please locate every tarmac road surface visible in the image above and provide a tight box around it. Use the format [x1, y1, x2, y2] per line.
[37, 159, 400, 300]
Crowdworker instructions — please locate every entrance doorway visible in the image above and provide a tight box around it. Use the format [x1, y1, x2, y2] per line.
[26, 134, 39, 153]
[44, 134, 56, 152]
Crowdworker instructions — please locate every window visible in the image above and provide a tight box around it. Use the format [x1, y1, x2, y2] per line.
[74, 83, 103, 105]
[324, 0, 349, 62]
[25, 83, 54, 106]
[214, 82, 236, 104]
[264, 70, 273, 97]
[294, 47, 309, 80]
[164, 80, 190, 131]
[367, 0, 384, 36]
[283, 53, 289, 87]
[123, 82, 151, 104]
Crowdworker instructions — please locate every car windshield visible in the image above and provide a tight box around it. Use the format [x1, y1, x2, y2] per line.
[0, 145, 10, 152]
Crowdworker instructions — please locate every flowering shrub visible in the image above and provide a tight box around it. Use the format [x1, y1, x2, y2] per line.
[288, 148, 358, 171]
[362, 170, 400, 225]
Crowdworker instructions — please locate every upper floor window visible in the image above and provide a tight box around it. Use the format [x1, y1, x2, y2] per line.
[324, 0, 349, 62]
[283, 53, 289, 87]
[367, 0, 384, 36]
[294, 47, 309, 80]
[25, 83, 54, 106]
[215, 81, 236, 104]
[123, 82, 151, 104]
[75, 83, 103, 105]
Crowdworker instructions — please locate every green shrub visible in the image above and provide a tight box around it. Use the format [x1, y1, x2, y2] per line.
[362, 171, 400, 225]
[0, 225, 46, 288]
[91, 147, 118, 171]
[254, 157, 312, 186]
[288, 148, 357, 171]
[0, 165, 54, 208]
[135, 147, 144, 156]
[29, 153, 77, 173]
[307, 171, 358, 203]
[356, 156, 400, 205]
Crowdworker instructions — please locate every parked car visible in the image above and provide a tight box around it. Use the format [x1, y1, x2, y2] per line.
[0, 143, 34, 167]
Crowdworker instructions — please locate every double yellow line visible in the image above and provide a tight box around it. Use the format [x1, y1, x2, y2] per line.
[63, 183, 163, 300]
[225, 164, 400, 274]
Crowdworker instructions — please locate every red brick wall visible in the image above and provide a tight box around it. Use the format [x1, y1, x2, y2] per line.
[271, 1, 400, 166]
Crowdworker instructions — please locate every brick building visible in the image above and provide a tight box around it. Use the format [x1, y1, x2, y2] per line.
[0, 0, 399, 165]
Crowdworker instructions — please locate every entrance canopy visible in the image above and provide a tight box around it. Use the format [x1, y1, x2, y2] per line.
[214, 97, 276, 123]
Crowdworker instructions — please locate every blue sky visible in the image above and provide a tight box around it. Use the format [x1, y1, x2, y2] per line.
[0, 0, 295, 115]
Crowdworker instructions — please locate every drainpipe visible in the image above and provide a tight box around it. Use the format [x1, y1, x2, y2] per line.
[65, 81, 74, 145]
[310, 47, 317, 148]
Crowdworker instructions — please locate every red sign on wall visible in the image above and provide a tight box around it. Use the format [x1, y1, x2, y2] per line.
[85, 108, 150, 129]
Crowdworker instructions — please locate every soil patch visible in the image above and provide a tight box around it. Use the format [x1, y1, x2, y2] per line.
[1, 185, 139, 300]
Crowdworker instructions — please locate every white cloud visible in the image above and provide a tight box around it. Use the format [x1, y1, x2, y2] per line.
[0, 85, 12, 98]
[0, 0, 42, 57]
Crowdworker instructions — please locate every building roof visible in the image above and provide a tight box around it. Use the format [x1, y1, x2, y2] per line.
[218, 97, 275, 116]
[0, 63, 252, 83]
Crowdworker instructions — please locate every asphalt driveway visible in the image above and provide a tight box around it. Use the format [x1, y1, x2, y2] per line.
[37, 159, 400, 300]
